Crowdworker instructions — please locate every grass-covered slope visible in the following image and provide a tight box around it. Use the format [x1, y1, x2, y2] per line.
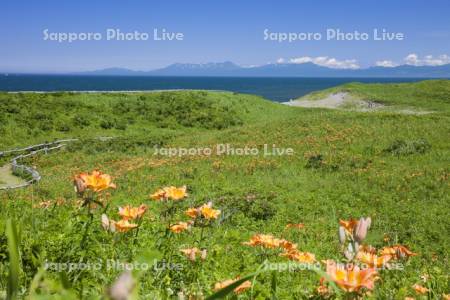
[0, 82, 449, 299]
[0, 91, 287, 148]
[296, 79, 450, 112]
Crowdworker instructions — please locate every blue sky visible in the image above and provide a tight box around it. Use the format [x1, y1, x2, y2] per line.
[1, 0, 449, 72]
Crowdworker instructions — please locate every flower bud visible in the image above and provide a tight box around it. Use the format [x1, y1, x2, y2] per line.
[108, 271, 135, 300]
[347, 242, 355, 254]
[201, 249, 208, 260]
[396, 248, 405, 259]
[344, 250, 355, 260]
[73, 177, 86, 196]
[101, 214, 109, 231]
[101, 214, 116, 232]
[353, 241, 359, 253]
[344, 242, 356, 260]
[354, 217, 371, 243]
[338, 226, 346, 244]
[189, 250, 197, 262]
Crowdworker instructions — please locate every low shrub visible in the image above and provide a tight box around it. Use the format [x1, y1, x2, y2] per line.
[384, 139, 431, 156]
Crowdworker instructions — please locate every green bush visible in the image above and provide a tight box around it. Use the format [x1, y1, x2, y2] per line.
[114, 120, 127, 130]
[72, 114, 92, 128]
[305, 154, 324, 169]
[217, 193, 277, 221]
[100, 119, 115, 129]
[384, 139, 431, 155]
[55, 121, 71, 132]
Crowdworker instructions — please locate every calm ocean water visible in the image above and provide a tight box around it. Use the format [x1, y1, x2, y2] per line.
[0, 75, 427, 102]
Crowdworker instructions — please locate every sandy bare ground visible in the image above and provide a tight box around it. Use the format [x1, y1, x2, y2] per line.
[284, 92, 383, 110]
[0, 164, 26, 189]
[284, 92, 432, 114]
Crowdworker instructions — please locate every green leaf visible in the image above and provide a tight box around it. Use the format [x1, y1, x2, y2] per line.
[28, 267, 46, 297]
[6, 219, 21, 300]
[271, 270, 278, 300]
[60, 271, 72, 289]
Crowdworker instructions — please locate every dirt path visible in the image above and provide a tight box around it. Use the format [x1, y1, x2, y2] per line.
[0, 164, 26, 189]
[0, 138, 108, 190]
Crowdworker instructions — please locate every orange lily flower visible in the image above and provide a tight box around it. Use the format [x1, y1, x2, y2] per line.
[180, 247, 206, 261]
[150, 188, 166, 200]
[165, 185, 188, 200]
[185, 207, 200, 218]
[339, 219, 359, 234]
[285, 223, 305, 230]
[75, 170, 116, 192]
[150, 186, 188, 201]
[359, 245, 377, 254]
[118, 204, 147, 220]
[380, 245, 417, 260]
[185, 202, 220, 220]
[325, 261, 378, 292]
[316, 278, 330, 297]
[114, 219, 138, 233]
[412, 284, 429, 294]
[243, 234, 283, 249]
[34, 200, 52, 209]
[200, 204, 221, 219]
[279, 240, 298, 251]
[280, 249, 316, 263]
[170, 221, 192, 233]
[214, 277, 251, 294]
[356, 251, 391, 268]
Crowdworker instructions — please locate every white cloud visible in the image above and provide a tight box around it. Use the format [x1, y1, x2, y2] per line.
[287, 56, 360, 69]
[289, 57, 314, 64]
[375, 60, 398, 68]
[404, 53, 420, 65]
[276, 54, 450, 69]
[241, 64, 258, 68]
[404, 53, 450, 66]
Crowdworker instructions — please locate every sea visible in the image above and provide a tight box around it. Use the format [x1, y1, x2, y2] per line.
[0, 75, 429, 102]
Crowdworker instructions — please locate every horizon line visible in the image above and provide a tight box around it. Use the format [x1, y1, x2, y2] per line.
[2, 61, 450, 75]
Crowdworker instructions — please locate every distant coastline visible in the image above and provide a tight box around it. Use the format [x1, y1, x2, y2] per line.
[0, 76, 445, 102]
[6, 89, 221, 93]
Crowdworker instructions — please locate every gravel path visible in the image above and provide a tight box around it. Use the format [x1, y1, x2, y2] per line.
[0, 164, 26, 189]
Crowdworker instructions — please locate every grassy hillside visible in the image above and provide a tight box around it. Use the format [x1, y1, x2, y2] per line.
[297, 79, 450, 112]
[0, 91, 288, 148]
[0, 81, 449, 299]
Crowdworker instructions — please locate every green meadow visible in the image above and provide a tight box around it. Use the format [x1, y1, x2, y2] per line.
[0, 80, 449, 299]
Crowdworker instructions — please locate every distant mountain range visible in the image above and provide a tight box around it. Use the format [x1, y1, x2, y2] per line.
[75, 61, 450, 77]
